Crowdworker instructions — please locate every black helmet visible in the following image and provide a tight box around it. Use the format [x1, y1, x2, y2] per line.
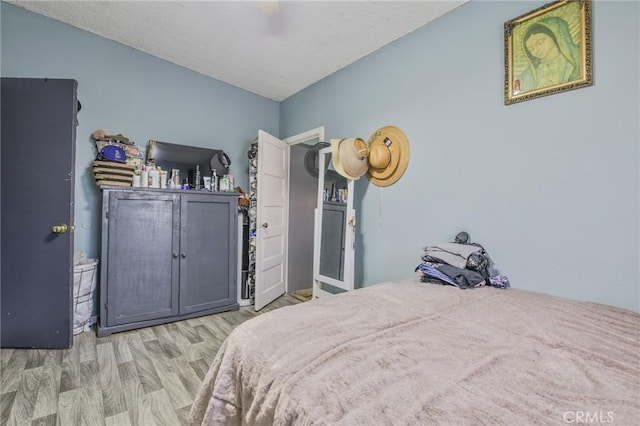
[455, 231, 469, 244]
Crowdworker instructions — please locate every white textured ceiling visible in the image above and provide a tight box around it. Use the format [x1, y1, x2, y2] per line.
[6, 1, 467, 101]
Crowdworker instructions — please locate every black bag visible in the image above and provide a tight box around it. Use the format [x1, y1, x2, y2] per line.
[466, 251, 489, 272]
[453, 231, 491, 276]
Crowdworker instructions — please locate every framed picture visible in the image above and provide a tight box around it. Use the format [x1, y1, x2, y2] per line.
[504, 0, 592, 105]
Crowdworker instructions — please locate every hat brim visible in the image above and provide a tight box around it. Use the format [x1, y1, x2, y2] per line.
[366, 126, 410, 187]
[331, 138, 369, 180]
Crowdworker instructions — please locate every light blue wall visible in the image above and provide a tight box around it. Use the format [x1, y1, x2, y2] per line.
[1, 3, 279, 259]
[3, 2, 638, 311]
[281, 1, 640, 311]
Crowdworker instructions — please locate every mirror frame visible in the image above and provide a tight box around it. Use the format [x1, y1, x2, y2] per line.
[312, 146, 355, 298]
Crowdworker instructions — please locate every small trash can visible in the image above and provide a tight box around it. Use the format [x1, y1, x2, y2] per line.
[73, 254, 99, 335]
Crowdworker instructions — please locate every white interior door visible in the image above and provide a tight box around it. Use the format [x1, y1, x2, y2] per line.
[254, 130, 290, 310]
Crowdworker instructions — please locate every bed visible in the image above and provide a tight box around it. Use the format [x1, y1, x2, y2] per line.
[189, 279, 640, 425]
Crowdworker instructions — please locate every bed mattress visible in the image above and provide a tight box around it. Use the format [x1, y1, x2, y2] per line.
[189, 279, 640, 425]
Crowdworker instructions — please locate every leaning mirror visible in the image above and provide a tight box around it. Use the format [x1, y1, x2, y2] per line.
[319, 169, 347, 280]
[313, 147, 355, 298]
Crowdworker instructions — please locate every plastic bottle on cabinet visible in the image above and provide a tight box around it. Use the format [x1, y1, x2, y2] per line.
[219, 175, 229, 191]
[195, 165, 201, 190]
[140, 166, 149, 188]
[159, 169, 167, 189]
[170, 169, 180, 189]
[211, 169, 218, 191]
[149, 166, 160, 188]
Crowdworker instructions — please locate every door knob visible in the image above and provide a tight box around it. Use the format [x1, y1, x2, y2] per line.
[181, 253, 187, 258]
[52, 224, 68, 234]
[262, 223, 269, 228]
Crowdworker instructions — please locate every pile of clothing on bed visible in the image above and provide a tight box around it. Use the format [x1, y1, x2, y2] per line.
[415, 231, 510, 289]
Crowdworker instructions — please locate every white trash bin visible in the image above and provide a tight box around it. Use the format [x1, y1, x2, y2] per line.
[73, 254, 99, 335]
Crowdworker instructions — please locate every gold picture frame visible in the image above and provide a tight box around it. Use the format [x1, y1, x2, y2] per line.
[504, 0, 592, 105]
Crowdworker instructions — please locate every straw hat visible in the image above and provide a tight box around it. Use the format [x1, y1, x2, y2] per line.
[330, 138, 369, 180]
[366, 126, 410, 187]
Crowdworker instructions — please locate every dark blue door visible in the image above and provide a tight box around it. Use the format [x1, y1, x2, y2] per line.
[1, 78, 77, 348]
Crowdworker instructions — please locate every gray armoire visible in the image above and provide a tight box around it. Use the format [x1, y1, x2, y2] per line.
[98, 187, 238, 336]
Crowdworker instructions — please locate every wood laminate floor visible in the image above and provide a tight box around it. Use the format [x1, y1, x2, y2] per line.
[1, 294, 301, 426]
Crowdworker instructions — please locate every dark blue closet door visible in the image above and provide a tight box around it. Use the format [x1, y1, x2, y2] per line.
[1, 78, 77, 348]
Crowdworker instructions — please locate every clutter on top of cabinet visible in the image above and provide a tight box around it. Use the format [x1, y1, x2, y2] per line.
[92, 135, 237, 192]
[92, 160, 135, 187]
[92, 128, 144, 169]
[91, 128, 143, 188]
[147, 140, 232, 190]
[97, 145, 126, 163]
[235, 186, 249, 207]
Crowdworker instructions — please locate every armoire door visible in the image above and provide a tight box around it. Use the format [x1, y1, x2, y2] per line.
[105, 191, 180, 326]
[179, 193, 237, 314]
[1, 78, 77, 348]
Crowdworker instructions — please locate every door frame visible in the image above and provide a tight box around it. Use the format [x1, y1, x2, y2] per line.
[282, 126, 325, 294]
[283, 127, 325, 148]
[252, 126, 325, 310]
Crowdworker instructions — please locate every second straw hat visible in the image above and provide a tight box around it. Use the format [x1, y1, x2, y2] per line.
[366, 126, 410, 187]
[331, 138, 369, 180]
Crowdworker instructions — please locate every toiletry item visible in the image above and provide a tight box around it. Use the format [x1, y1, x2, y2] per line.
[219, 175, 230, 191]
[132, 174, 141, 187]
[211, 170, 218, 191]
[181, 178, 190, 190]
[195, 165, 201, 190]
[203, 176, 212, 191]
[140, 166, 149, 188]
[149, 166, 160, 188]
[160, 170, 168, 188]
[171, 169, 180, 189]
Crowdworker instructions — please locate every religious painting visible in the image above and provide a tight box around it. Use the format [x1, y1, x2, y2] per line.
[504, 0, 592, 105]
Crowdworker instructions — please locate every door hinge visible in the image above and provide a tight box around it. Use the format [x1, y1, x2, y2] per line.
[105, 210, 109, 219]
[104, 303, 108, 311]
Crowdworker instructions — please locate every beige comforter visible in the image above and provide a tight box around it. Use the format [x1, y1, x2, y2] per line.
[189, 280, 640, 425]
